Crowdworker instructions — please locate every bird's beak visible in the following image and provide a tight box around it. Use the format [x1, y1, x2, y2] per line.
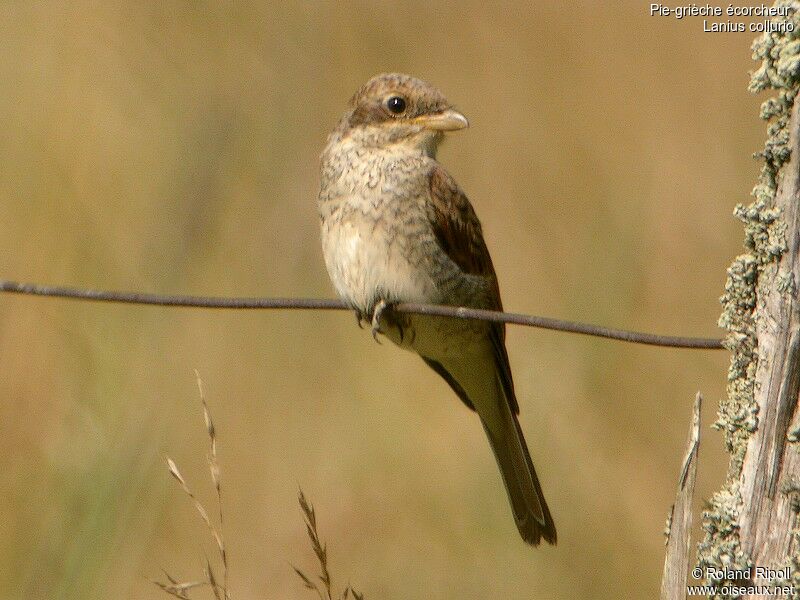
[416, 109, 469, 131]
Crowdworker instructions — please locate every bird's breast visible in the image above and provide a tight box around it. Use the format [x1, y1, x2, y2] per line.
[318, 147, 444, 312]
[319, 193, 441, 313]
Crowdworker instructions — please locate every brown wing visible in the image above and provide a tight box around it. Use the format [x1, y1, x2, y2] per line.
[427, 166, 502, 307]
[426, 165, 518, 414]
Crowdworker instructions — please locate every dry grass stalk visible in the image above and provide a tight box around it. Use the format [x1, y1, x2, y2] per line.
[155, 377, 366, 599]
[196, 370, 228, 593]
[153, 373, 230, 600]
[152, 569, 206, 599]
[292, 488, 364, 600]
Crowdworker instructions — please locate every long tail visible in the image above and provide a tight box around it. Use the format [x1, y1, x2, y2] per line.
[420, 350, 556, 545]
[480, 403, 557, 546]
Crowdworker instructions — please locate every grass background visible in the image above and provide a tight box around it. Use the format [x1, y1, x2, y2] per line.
[0, 2, 769, 599]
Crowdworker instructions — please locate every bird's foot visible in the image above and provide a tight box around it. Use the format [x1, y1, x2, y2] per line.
[355, 310, 366, 329]
[370, 299, 391, 344]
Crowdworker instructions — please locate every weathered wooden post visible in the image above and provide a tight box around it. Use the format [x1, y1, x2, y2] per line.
[694, 4, 800, 598]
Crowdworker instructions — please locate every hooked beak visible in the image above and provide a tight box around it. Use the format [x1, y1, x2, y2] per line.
[415, 109, 469, 131]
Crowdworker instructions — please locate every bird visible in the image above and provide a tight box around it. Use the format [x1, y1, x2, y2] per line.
[317, 73, 556, 546]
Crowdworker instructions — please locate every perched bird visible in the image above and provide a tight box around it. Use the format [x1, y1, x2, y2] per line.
[318, 73, 556, 546]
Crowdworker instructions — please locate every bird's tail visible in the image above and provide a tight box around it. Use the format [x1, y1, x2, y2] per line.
[480, 403, 557, 546]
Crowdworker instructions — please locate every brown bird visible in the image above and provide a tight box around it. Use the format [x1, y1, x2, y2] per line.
[318, 73, 556, 546]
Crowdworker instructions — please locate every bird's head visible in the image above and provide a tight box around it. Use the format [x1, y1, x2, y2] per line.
[335, 73, 468, 156]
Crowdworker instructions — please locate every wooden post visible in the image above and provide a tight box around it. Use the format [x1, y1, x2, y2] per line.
[737, 85, 800, 587]
[661, 394, 702, 600]
[697, 5, 800, 597]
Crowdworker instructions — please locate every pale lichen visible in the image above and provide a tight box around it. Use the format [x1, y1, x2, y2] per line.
[697, 3, 800, 595]
[698, 482, 752, 589]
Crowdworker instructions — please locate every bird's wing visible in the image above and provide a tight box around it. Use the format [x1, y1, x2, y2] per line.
[426, 165, 518, 414]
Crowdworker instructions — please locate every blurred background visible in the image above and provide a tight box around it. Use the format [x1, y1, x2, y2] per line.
[0, 2, 771, 599]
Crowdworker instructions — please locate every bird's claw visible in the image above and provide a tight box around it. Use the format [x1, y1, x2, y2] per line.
[371, 299, 390, 344]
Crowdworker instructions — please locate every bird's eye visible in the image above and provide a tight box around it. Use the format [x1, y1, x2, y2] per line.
[386, 96, 407, 114]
